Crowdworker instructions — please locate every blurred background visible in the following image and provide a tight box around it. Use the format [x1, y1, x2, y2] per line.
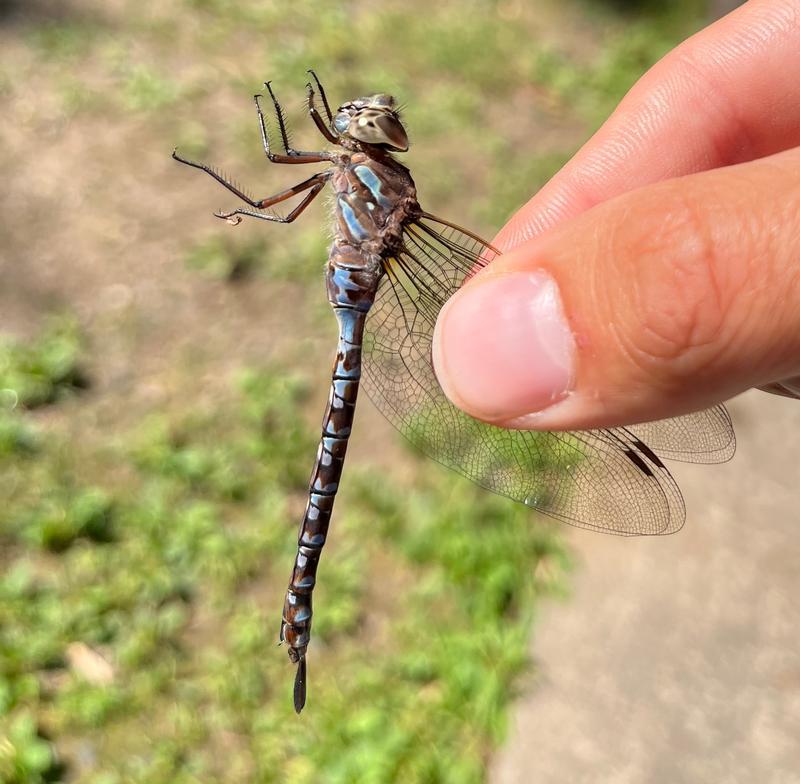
[3, 1, 798, 783]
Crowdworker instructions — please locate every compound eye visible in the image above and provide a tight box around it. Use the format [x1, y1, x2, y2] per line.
[332, 112, 350, 134]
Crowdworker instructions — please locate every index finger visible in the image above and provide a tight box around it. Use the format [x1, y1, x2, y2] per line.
[495, 0, 800, 250]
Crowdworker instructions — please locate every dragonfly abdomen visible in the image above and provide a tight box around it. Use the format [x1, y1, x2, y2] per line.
[282, 254, 381, 712]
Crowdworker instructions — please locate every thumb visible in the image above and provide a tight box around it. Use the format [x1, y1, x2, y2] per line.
[432, 147, 800, 430]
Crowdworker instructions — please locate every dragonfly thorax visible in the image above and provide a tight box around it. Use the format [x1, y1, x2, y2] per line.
[332, 155, 418, 252]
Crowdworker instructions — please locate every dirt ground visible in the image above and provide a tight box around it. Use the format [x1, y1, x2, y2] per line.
[491, 389, 800, 783]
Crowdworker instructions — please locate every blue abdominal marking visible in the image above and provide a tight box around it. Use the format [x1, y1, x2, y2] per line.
[334, 305, 363, 341]
[338, 197, 370, 240]
[354, 165, 392, 209]
[330, 266, 360, 293]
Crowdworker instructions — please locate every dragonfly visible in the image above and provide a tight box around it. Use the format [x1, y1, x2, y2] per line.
[173, 71, 736, 713]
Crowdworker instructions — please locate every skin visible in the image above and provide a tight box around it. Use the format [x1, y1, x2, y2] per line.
[431, 0, 800, 431]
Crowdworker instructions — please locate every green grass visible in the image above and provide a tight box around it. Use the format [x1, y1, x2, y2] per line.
[25, 22, 99, 63]
[0, 328, 568, 783]
[184, 233, 266, 282]
[184, 229, 329, 284]
[0, 318, 86, 410]
[119, 65, 182, 113]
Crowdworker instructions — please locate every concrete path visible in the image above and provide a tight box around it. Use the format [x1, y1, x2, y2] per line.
[490, 390, 800, 783]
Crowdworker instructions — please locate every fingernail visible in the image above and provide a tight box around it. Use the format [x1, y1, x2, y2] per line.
[432, 271, 575, 422]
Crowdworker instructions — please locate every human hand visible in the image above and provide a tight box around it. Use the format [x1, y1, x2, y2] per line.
[432, 0, 800, 431]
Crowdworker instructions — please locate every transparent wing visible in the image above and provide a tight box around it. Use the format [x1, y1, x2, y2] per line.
[758, 379, 800, 401]
[361, 212, 733, 535]
[627, 407, 734, 464]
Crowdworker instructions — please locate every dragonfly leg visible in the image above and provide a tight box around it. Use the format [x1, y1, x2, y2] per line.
[305, 71, 339, 144]
[215, 178, 326, 223]
[172, 150, 327, 211]
[254, 84, 332, 165]
[307, 69, 333, 122]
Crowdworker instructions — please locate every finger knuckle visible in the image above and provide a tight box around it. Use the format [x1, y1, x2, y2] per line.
[609, 187, 737, 384]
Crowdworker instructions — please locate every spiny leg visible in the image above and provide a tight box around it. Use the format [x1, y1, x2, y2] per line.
[216, 179, 325, 224]
[254, 85, 331, 165]
[172, 149, 327, 211]
[173, 148, 264, 206]
[307, 70, 333, 122]
[306, 79, 339, 144]
[264, 80, 294, 154]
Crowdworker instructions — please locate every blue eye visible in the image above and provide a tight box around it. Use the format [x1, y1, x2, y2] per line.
[333, 114, 349, 133]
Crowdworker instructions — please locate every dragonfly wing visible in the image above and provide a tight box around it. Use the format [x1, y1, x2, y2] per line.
[361, 212, 697, 535]
[758, 379, 800, 400]
[627, 406, 735, 464]
[363, 214, 734, 535]
[401, 213, 736, 465]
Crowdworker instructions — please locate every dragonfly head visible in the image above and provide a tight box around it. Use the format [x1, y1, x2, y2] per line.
[333, 94, 409, 152]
